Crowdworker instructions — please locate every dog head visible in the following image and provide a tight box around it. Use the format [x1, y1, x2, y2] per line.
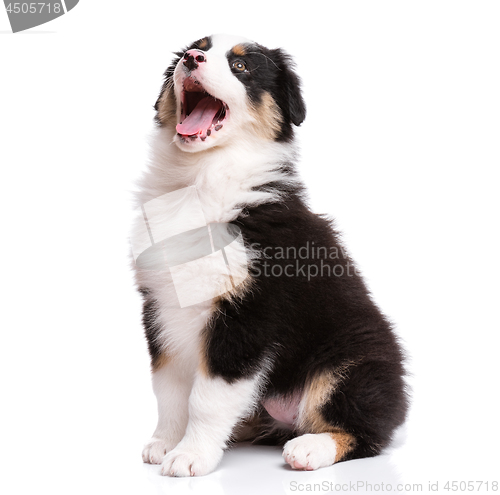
[155, 34, 306, 152]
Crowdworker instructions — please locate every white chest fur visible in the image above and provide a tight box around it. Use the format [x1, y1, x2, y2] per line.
[132, 127, 298, 360]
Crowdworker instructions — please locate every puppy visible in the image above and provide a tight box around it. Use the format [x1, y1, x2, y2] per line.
[131, 34, 408, 477]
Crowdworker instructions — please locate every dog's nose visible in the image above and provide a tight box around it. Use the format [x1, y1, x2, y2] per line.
[183, 49, 206, 72]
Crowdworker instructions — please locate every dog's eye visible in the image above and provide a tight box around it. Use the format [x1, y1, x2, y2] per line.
[232, 61, 246, 72]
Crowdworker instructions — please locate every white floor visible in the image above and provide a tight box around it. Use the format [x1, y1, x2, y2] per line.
[50, 415, 497, 495]
[2, 387, 498, 495]
[141, 441, 409, 495]
[107, 411, 499, 495]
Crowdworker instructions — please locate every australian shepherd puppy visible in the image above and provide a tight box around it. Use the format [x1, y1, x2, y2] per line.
[131, 34, 408, 477]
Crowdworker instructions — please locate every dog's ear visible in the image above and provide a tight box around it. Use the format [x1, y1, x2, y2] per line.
[154, 53, 182, 125]
[270, 48, 307, 127]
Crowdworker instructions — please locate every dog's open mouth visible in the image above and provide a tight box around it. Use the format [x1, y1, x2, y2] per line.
[176, 77, 228, 141]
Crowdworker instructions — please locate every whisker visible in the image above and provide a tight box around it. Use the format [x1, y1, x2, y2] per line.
[244, 51, 281, 70]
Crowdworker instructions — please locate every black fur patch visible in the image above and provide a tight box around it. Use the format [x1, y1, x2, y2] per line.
[202, 184, 409, 455]
[187, 36, 213, 52]
[226, 43, 306, 141]
[142, 296, 163, 369]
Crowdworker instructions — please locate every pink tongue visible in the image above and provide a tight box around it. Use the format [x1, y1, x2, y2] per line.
[176, 97, 221, 136]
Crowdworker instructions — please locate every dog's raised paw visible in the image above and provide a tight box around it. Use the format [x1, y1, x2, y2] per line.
[142, 437, 176, 464]
[161, 446, 223, 477]
[283, 433, 337, 471]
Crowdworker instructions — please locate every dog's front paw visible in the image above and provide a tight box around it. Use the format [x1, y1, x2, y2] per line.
[142, 437, 177, 464]
[283, 433, 337, 471]
[160, 445, 223, 477]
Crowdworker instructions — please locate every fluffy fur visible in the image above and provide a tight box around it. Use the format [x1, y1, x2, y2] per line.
[132, 34, 408, 476]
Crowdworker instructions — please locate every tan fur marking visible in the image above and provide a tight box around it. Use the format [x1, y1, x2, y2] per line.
[297, 362, 359, 462]
[156, 87, 177, 126]
[298, 370, 337, 433]
[330, 429, 356, 462]
[198, 38, 208, 50]
[152, 352, 170, 372]
[232, 44, 246, 56]
[249, 91, 283, 140]
[215, 269, 254, 304]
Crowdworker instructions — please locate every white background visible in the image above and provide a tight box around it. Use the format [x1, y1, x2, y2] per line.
[1, 1, 499, 494]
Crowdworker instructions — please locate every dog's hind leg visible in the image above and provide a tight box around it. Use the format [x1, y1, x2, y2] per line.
[282, 367, 355, 470]
[283, 360, 408, 470]
[283, 431, 355, 470]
